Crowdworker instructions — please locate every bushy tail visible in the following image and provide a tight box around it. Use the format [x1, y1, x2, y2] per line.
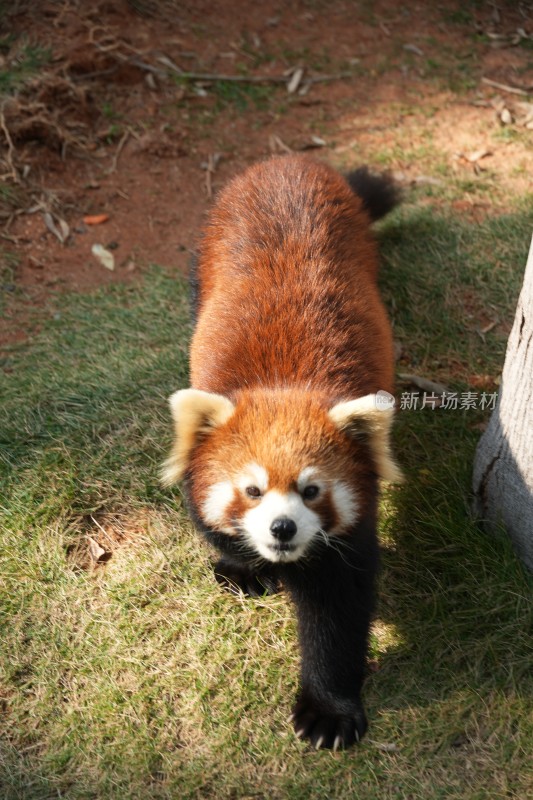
[345, 166, 400, 222]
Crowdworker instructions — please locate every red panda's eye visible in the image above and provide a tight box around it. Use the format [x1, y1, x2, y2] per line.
[246, 485, 262, 498]
[303, 485, 319, 500]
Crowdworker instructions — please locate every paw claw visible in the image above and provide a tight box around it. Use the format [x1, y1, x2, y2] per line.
[291, 692, 367, 750]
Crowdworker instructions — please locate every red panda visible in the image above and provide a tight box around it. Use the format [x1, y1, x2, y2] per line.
[162, 155, 402, 750]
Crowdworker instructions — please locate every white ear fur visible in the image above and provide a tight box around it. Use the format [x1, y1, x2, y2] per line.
[328, 394, 403, 483]
[161, 388, 235, 486]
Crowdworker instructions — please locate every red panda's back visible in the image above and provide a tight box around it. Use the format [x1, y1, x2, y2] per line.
[191, 156, 394, 400]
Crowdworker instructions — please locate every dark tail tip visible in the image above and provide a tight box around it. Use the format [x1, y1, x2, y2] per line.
[345, 166, 401, 221]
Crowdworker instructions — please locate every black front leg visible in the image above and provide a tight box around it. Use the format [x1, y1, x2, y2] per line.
[281, 516, 379, 750]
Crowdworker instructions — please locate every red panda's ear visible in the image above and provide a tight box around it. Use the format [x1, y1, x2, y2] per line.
[161, 389, 235, 486]
[328, 394, 403, 483]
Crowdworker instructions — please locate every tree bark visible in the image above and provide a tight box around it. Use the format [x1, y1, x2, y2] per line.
[472, 235, 533, 571]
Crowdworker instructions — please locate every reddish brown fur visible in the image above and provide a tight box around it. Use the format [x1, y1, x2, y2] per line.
[189, 155, 394, 521]
[172, 155, 398, 749]
[189, 387, 375, 528]
[192, 155, 394, 399]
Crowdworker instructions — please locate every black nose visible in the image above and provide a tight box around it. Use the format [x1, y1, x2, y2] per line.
[270, 517, 297, 542]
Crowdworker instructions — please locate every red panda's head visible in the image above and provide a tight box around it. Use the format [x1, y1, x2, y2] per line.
[162, 388, 401, 563]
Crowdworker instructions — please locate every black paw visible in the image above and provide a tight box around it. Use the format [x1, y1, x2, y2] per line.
[291, 693, 368, 750]
[213, 559, 280, 598]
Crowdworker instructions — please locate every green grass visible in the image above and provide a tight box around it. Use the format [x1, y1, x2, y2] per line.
[211, 80, 276, 113]
[378, 199, 533, 379]
[0, 183, 25, 210]
[0, 43, 52, 94]
[338, 133, 517, 209]
[172, 74, 278, 115]
[1, 211, 533, 799]
[0, 247, 21, 312]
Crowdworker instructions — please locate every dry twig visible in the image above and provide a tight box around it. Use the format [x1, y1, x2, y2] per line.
[0, 107, 19, 183]
[269, 134, 293, 154]
[107, 129, 131, 174]
[481, 77, 531, 96]
[155, 56, 353, 87]
[398, 373, 449, 395]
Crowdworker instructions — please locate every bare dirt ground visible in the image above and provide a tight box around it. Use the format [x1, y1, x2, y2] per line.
[1, 0, 532, 347]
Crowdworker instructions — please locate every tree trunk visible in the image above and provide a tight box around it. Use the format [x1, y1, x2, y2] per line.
[472, 235, 533, 571]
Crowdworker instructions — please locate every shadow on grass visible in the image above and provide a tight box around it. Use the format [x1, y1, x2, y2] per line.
[377, 199, 533, 378]
[376, 407, 532, 689]
[364, 202, 533, 779]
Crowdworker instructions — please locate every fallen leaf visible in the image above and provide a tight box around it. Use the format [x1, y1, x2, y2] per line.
[43, 212, 70, 244]
[287, 67, 304, 94]
[91, 243, 115, 270]
[500, 107, 513, 125]
[412, 175, 444, 187]
[58, 218, 70, 241]
[479, 320, 498, 335]
[298, 136, 327, 150]
[87, 535, 106, 562]
[370, 741, 399, 753]
[403, 43, 424, 56]
[145, 72, 157, 90]
[83, 214, 110, 225]
[465, 148, 492, 164]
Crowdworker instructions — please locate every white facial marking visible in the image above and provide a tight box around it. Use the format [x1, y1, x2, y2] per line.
[241, 489, 321, 563]
[331, 481, 358, 531]
[202, 480, 235, 531]
[236, 462, 269, 494]
[297, 466, 326, 497]
[297, 466, 318, 490]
